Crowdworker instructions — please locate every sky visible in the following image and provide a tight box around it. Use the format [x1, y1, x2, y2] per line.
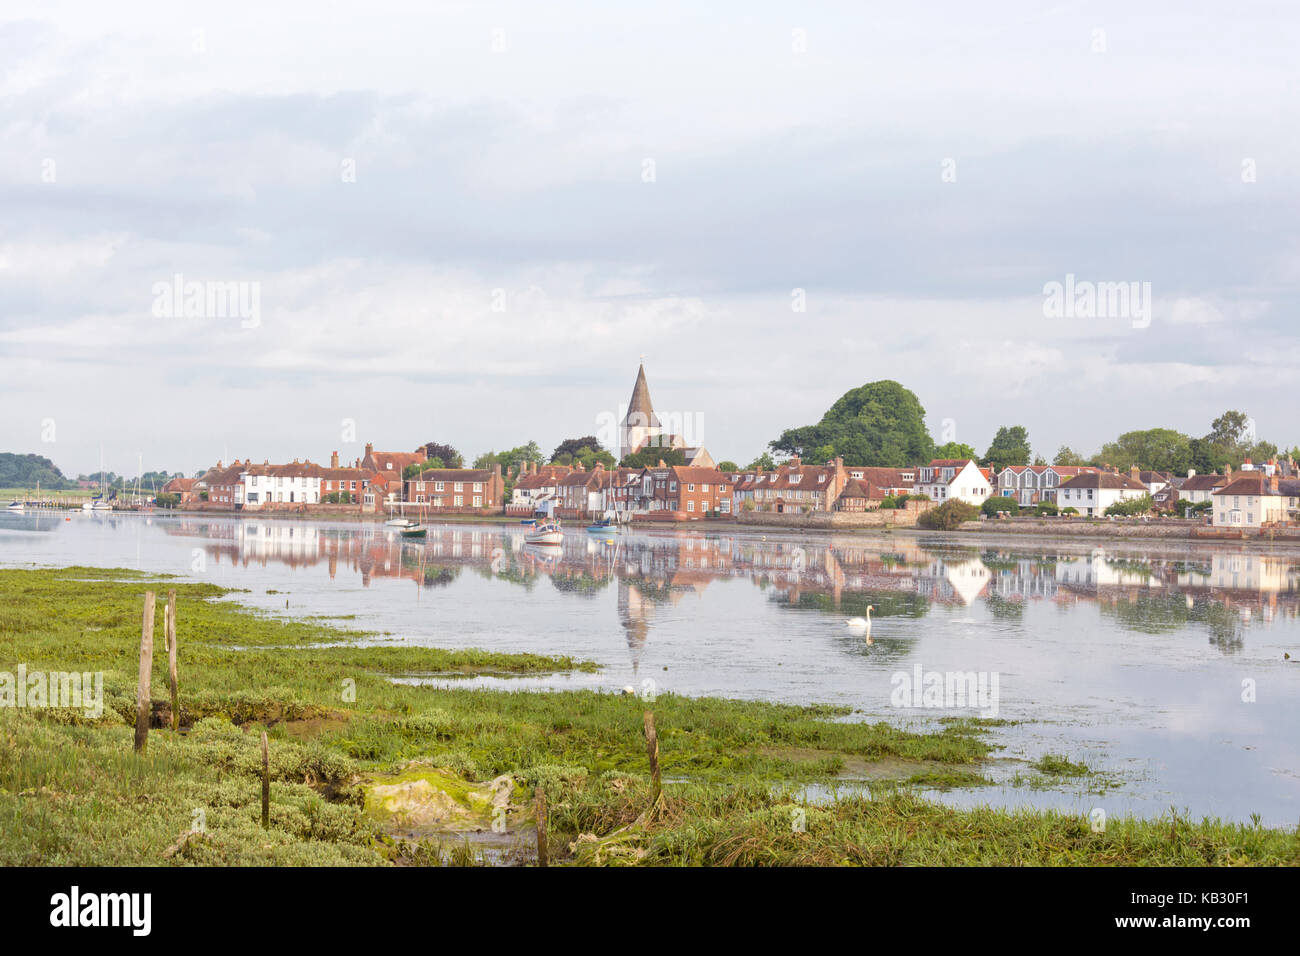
[2, 0, 1298, 477]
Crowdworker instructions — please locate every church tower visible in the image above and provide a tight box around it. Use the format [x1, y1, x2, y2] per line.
[620, 362, 662, 461]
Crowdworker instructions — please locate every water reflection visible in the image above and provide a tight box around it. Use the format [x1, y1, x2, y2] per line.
[149, 519, 1300, 655]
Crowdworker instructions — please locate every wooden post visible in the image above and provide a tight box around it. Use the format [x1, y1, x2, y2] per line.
[165, 590, 179, 732]
[261, 731, 270, 829]
[644, 710, 661, 803]
[534, 787, 548, 867]
[134, 592, 155, 753]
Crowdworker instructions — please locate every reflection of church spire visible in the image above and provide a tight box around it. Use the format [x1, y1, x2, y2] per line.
[617, 578, 651, 675]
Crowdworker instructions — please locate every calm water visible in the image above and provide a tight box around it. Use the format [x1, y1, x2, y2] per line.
[3, 510, 1298, 826]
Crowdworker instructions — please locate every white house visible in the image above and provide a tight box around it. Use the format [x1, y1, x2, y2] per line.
[915, 459, 992, 506]
[1056, 472, 1148, 517]
[241, 461, 322, 507]
[1212, 474, 1300, 529]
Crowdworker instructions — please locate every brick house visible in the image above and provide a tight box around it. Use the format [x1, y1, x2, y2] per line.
[161, 477, 197, 503]
[198, 460, 249, 507]
[405, 465, 504, 512]
[360, 442, 426, 478]
[744, 457, 849, 513]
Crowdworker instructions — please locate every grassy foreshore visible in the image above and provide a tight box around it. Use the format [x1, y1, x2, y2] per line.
[1, 567, 1295, 866]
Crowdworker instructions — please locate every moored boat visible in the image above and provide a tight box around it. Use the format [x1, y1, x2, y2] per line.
[524, 521, 564, 545]
[399, 524, 428, 538]
[5, 501, 22, 513]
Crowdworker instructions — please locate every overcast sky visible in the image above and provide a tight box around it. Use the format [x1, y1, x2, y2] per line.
[2, 1, 1297, 477]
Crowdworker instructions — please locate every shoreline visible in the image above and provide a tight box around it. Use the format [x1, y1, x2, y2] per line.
[62, 506, 1300, 554]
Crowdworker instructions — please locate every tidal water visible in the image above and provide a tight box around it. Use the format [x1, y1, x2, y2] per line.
[2, 510, 1298, 826]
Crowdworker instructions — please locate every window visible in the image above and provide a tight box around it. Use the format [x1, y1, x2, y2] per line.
[454, 482, 464, 492]
[454, 495, 463, 507]
[687, 500, 695, 512]
[473, 495, 482, 507]
[688, 483, 695, 491]
[435, 482, 445, 492]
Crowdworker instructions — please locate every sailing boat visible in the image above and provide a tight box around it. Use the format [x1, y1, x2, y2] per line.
[88, 446, 113, 511]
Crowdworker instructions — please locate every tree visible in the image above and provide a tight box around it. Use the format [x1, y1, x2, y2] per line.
[475, 442, 543, 471]
[981, 426, 1031, 470]
[404, 459, 444, 479]
[551, 436, 607, 462]
[934, 441, 978, 460]
[982, 496, 1019, 516]
[917, 499, 980, 530]
[768, 380, 934, 466]
[1053, 445, 1089, 466]
[1097, 428, 1192, 473]
[1104, 494, 1154, 517]
[746, 452, 776, 471]
[620, 448, 684, 469]
[416, 442, 462, 468]
[717, 461, 738, 473]
[0, 453, 72, 488]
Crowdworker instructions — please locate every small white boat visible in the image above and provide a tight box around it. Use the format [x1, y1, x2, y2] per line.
[384, 517, 416, 528]
[525, 521, 564, 545]
[92, 500, 113, 512]
[5, 501, 22, 513]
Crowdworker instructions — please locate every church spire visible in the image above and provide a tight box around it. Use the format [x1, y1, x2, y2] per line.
[626, 362, 661, 427]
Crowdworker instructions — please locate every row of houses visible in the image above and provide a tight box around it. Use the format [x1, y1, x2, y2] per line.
[166, 444, 506, 514]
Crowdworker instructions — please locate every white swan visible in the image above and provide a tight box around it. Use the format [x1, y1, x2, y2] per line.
[845, 605, 875, 642]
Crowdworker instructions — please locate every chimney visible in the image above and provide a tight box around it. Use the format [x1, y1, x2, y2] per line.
[491, 463, 502, 479]
[1129, 464, 1140, 479]
[364, 442, 374, 459]
[1187, 468, 1196, 478]
[790, 455, 801, 467]
[1269, 474, 1280, 493]
[331, 451, 339, 469]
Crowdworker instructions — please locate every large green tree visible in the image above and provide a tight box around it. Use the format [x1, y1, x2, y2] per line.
[981, 426, 1031, 470]
[769, 380, 934, 467]
[1098, 428, 1193, 473]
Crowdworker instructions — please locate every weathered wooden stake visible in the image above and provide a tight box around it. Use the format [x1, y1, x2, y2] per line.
[134, 592, 155, 753]
[644, 710, 661, 802]
[261, 731, 270, 829]
[534, 787, 549, 867]
[165, 589, 179, 732]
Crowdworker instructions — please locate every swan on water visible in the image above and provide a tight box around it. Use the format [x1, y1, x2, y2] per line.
[845, 605, 875, 636]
